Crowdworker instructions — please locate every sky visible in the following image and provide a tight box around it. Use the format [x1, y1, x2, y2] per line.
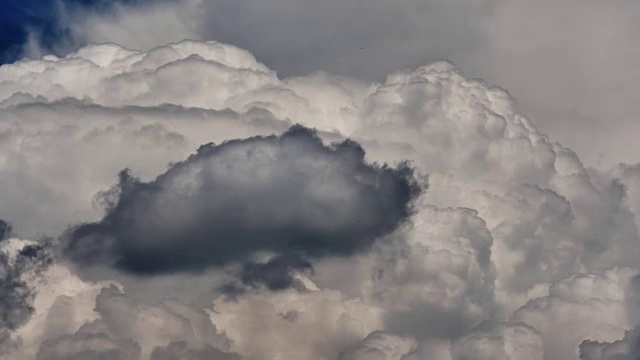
[1, 1, 640, 359]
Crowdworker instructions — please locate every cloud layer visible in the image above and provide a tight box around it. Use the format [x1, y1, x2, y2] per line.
[0, 39, 639, 360]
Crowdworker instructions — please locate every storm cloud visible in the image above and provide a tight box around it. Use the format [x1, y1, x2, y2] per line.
[65, 125, 420, 273]
[239, 254, 313, 291]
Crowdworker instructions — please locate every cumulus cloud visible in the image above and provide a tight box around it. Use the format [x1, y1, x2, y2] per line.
[0, 238, 52, 355]
[338, 331, 418, 360]
[371, 206, 497, 339]
[580, 327, 640, 360]
[510, 268, 637, 359]
[22, 0, 640, 166]
[238, 254, 313, 291]
[209, 280, 382, 360]
[65, 125, 420, 273]
[449, 322, 543, 360]
[150, 341, 242, 360]
[0, 40, 292, 239]
[1, 39, 640, 360]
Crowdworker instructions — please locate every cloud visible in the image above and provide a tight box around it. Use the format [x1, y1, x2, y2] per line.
[209, 280, 382, 360]
[0, 100, 289, 239]
[32, 287, 240, 360]
[510, 268, 637, 359]
[580, 327, 640, 360]
[449, 322, 543, 360]
[2, 39, 640, 360]
[29, 0, 640, 167]
[238, 254, 313, 291]
[0, 40, 294, 239]
[87, 285, 236, 358]
[0, 251, 240, 359]
[65, 125, 420, 274]
[0, 238, 52, 355]
[371, 206, 497, 339]
[0, 246, 383, 360]
[37, 330, 142, 360]
[338, 331, 418, 360]
[150, 341, 242, 360]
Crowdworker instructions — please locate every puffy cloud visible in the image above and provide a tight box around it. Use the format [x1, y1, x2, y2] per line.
[510, 268, 638, 359]
[580, 327, 640, 360]
[0, 40, 351, 239]
[1, 246, 384, 360]
[338, 331, 418, 360]
[10, 260, 118, 359]
[371, 206, 497, 339]
[14, 0, 640, 170]
[450, 323, 543, 360]
[84, 285, 236, 358]
[150, 341, 242, 360]
[0, 237, 52, 355]
[355, 61, 557, 186]
[238, 254, 313, 291]
[1, 246, 240, 360]
[209, 279, 382, 360]
[65, 125, 420, 274]
[23, 0, 640, 167]
[1, 39, 640, 360]
[0, 103, 290, 239]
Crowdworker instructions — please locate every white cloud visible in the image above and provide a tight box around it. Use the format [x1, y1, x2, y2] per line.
[511, 268, 638, 359]
[31, 0, 640, 166]
[1, 39, 640, 360]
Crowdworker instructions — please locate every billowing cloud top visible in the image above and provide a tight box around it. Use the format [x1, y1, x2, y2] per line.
[0, 38, 639, 360]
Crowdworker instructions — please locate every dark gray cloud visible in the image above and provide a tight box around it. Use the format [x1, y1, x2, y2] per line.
[239, 254, 313, 291]
[580, 327, 640, 360]
[65, 125, 421, 274]
[0, 240, 52, 354]
[0, 243, 51, 331]
[0, 220, 11, 241]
